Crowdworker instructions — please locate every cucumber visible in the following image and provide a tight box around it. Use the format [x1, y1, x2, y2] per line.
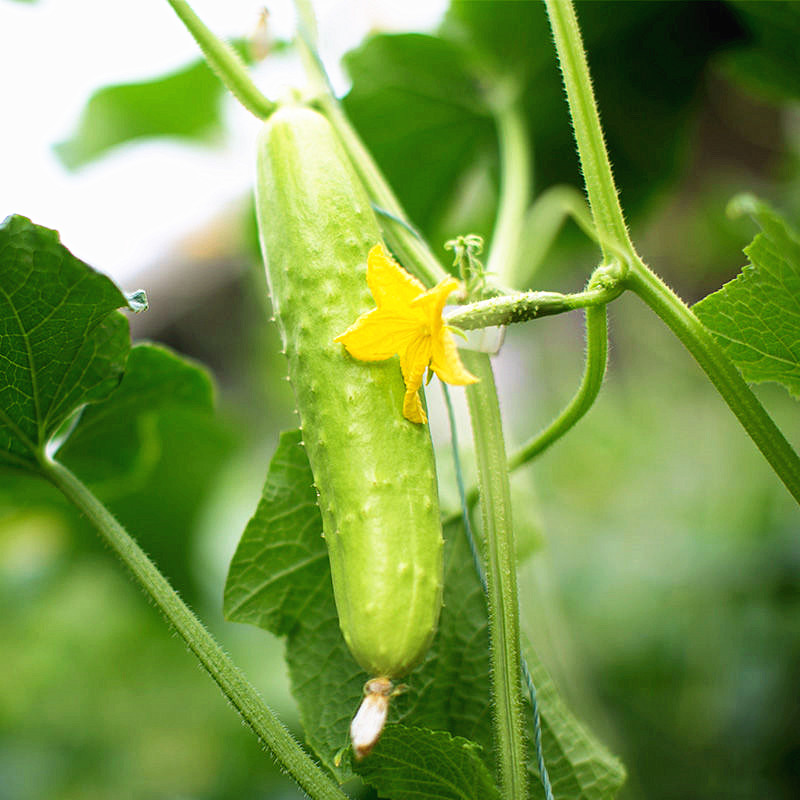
[254, 106, 444, 681]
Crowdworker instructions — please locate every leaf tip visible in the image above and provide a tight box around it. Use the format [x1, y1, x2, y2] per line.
[726, 192, 760, 221]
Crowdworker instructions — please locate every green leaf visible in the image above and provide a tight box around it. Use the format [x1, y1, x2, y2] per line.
[356, 725, 501, 800]
[54, 42, 249, 170]
[693, 196, 800, 399]
[56, 342, 215, 487]
[525, 640, 626, 799]
[225, 432, 626, 797]
[224, 429, 330, 637]
[0, 342, 214, 507]
[342, 33, 495, 246]
[342, 2, 742, 250]
[0, 218, 226, 599]
[0, 215, 132, 472]
[224, 429, 361, 780]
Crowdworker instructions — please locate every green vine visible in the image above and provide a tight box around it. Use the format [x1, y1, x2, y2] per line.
[165, 0, 276, 119]
[510, 303, 609, 471]
[545, 0, 800, 504]
[544, 0, 632, 260]
[40, 456, 348, 800]
[462, 351, 528, 800]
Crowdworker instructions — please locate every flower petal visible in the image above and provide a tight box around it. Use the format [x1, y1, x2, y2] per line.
[367, 244, 426, 310]
[335, 309, 421, 361]
[399, 333, 432, 424]
[430, 327, 479, 386]
[412, 276, 460, 333]
[403, 388, 427, 424]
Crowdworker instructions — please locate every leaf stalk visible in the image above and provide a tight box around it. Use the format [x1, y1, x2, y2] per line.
[624, 265, 800, 503]
[462, 352, 528, 800]
[40, 456, 349, 800]
[165, 0, 276, 119]
[546, 0, 800, 503]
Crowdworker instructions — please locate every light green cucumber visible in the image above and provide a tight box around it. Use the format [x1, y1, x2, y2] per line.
[255, 105, 443, 679]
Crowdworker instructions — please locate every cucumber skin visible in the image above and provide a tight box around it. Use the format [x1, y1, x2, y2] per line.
[255, 106, 443, 678]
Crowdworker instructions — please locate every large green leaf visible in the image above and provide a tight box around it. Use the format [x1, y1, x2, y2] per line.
[341, 33, 495, 247]
[0, 215, 132, 471]
[694, 197, 800, 399]
[356, 726, 500, 800]
[225, 430, 626, 797]
[55, 42, 249, 170]
[0, 216, 231, 599]
[525, 640, 626, 799]
[224, 429, 330, 637]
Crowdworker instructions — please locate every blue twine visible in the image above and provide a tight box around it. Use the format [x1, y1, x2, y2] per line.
[371, 204, 426, 242]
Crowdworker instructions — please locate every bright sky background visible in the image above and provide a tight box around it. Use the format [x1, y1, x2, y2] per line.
[0, 0, 447, 285]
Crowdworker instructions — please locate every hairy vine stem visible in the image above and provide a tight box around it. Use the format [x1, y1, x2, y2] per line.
[443, 384, 555, 800]
[446, 280, 621, 330]
[455, 61, 542, 799]
[462, 352, 528, 800]
[443, 300, 610, 526]
[544, 0, 632, 261]
[291, 1, 448, 288]
[624, 266, 800, 503]
[546, 0, 800, 504]
[40, 456, 348, 800]
[165, 0, 275, 119]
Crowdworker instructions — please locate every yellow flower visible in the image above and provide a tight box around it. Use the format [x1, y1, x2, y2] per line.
[335, 244, 478, 424]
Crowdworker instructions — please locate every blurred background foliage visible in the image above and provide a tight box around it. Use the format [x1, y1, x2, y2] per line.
[2, 1, 800, 798]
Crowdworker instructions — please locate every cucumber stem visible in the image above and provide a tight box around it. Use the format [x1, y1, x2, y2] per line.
[165, 0, 276, 119]
[291, 7, 448, 288]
